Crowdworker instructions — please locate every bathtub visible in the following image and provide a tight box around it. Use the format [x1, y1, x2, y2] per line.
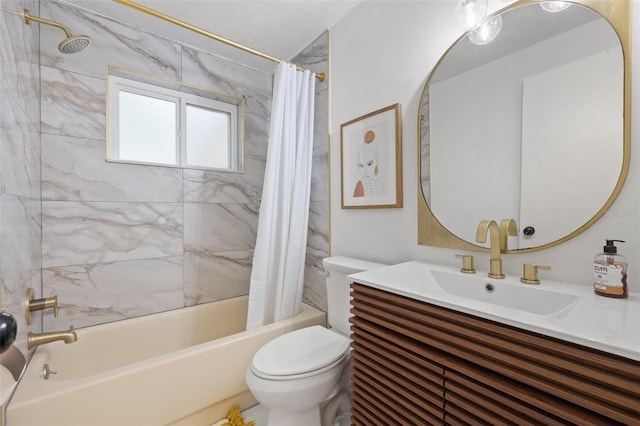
[6, 296, 325, 426]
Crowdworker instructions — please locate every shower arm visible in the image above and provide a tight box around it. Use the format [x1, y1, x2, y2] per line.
[23, 9, 73, 38]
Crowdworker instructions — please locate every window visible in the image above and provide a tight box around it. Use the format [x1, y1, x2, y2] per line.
[107, 74, 242, 171]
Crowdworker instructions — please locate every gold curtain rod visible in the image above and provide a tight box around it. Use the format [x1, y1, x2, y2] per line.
[113, 0, 325, 82]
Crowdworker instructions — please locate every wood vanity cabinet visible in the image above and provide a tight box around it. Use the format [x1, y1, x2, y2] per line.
[349, 283, 640, 425]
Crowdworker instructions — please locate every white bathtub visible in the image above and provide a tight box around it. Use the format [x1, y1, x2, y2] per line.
[6, 296, 325, 426]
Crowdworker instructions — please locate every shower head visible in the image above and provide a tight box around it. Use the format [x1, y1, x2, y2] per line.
[59, 35, 91, 54]
[23, 9, 91, 54]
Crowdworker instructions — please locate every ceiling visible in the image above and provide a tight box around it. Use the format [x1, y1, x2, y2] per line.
[63, 0, 362, 73]
[432, 2, 604, 82]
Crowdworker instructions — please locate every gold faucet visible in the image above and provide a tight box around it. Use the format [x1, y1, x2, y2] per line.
[499, 218, 518, 251]
[476, 218, 519, 279]
[27, 326, 77, 350]
[476, 220, 503, 278]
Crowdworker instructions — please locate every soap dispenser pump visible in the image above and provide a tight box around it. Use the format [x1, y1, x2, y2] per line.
[593, 239, 628, 298]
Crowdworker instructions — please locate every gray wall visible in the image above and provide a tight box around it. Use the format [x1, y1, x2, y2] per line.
[1, 0, 329, 340]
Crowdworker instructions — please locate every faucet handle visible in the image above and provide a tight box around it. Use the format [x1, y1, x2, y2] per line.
[521, 263, 551, 285]
[30, 295, 58, 316]
[455, 254, 476, 274]
[25, 288, 59, 325]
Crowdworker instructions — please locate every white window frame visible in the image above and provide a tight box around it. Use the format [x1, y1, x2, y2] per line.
[107, 75, 241, 172]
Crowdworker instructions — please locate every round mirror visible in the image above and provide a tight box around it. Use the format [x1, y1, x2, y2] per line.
[419, 0, 630, 252]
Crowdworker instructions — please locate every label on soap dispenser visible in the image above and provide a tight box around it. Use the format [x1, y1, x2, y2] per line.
[593, 262, 625, 295]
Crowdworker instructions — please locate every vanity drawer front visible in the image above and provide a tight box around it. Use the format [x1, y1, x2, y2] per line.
[350, 284, 640, 424]
[444, 359, 615, 426]
[350, 289, 446, 425]
[350, 321, 445, 425]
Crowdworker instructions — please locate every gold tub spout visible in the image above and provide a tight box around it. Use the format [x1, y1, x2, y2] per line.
[28, 326, 77, 350]
[476, 220, 504, 279]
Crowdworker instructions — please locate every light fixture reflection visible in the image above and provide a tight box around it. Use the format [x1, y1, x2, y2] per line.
[539, 1, 572, 13]
[469, 15, 503, 45]
[454, 0, 488, 31]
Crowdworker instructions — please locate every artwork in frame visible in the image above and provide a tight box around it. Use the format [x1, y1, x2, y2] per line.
[340, 103, 402, 209]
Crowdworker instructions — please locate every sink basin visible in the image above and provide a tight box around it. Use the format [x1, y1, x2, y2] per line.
[348, 261, 638, 360]
[430, 270, 578, 316]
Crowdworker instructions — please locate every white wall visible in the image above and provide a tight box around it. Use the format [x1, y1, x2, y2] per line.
[330, 1, 640, 292]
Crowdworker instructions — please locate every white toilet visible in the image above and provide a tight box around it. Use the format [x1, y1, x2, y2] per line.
[245, 256, 386, 426]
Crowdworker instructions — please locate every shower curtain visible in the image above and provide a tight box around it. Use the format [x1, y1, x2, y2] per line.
[246, 62, 316, 329]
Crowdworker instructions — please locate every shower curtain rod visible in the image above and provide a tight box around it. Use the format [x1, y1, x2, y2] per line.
[113, 0, 326, 82]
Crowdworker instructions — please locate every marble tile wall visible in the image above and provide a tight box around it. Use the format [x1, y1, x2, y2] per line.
[292, 33, 331, 312]
[37, 1, 329, 330]
[0, 0, 43, 352]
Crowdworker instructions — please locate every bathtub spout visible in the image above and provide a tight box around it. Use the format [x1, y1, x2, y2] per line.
[28, 326, 77, 350]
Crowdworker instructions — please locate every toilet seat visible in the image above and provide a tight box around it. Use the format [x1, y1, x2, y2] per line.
[250, 326, 349, 380]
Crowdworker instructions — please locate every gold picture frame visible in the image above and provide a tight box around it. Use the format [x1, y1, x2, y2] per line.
[340, 103, 403, 209]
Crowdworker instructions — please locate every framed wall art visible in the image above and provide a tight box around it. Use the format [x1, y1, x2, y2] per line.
[340, 103, 402, 209]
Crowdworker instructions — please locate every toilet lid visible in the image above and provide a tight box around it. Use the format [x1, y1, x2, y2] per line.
[251, 326, 349, 377]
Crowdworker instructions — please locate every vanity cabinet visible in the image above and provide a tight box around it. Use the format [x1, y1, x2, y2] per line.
[349, 283, 640, 425]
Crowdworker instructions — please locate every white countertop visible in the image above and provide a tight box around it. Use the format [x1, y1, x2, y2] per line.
[349, 261, 640, 362]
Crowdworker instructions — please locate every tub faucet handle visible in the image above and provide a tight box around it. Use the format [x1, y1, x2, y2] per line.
[31, 295, 58, 316]
[25, 288, 58, 325]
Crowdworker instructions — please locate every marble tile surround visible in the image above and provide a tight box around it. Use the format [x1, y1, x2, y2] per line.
[42, 257, 183, 329]
[40, 66, 106, 140]
[42, 134, 183, 202]
[1, 0, 329, 336]
[40, 1, 182, 81]
[292, 33, 331, 311]
[1, 194, 42, 349]
[1, 0, 43, 352]
[32, 1, 330, 330]
[184, 249, 253, 306]
[42, 201, 184, 268]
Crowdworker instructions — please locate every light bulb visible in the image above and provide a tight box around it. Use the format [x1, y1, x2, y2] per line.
[539, 1, 572, 13]
[469, 15, 503, 45]
[454, 0, 488, 31]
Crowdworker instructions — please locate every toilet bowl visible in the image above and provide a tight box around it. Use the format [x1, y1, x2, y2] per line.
[245, 325, 349, 426]
[245, 257, 386, 426]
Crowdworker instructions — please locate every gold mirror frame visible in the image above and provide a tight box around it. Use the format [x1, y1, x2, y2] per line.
[418, 0, 631, 254]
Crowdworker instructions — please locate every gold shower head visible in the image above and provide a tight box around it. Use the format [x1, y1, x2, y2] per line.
[23, 8, 91, 54]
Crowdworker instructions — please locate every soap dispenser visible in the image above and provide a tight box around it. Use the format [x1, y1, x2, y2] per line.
[593, 239, 628, 298]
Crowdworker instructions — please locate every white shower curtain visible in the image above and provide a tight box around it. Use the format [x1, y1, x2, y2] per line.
[246, 62, 316, 329]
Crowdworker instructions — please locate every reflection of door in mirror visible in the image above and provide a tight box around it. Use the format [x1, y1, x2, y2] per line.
[426, 9, 623, 249]
[520, 47, 623, 248]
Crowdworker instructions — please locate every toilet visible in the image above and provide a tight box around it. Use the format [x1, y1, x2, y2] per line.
[245, 256, 386, 426]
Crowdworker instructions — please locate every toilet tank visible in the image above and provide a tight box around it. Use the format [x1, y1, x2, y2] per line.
[322, 257, 387, 336]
